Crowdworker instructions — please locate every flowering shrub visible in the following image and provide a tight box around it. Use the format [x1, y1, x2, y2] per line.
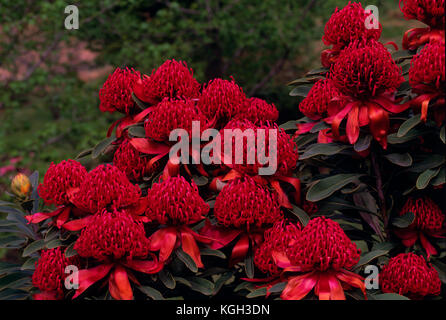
[0, 1, 444, 301]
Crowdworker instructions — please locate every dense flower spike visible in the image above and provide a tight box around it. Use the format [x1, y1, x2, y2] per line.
[287, 217, 360, 271]
[133, 59, 200, 104]
[214, 176, 282, 230]
[71, 164, 141, 213]
[99, 67, 141, 114]
[234, 97, 279, 123]
[394, 197, 445, 258]
[74, 209, 149, 261]
[380, 253, 441, 299]
[254, 220, 301, 276]
[328, 39, 406, 148]
[113, 139, 154, 181]
[198, 78, 248, 126]
[399, 0, 445, 28]
[144, 98, 208, 142]
[32, 247, 77, 300]
[299, 79, 341, 120]
[145, 176, 209, 225]
[38, 159, 87, 206]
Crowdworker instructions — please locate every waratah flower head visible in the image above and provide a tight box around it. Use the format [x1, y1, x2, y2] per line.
[254, 220, 301, 276]
[399, 0, 445, 29]
[99, 67, 141, 114]
[409, 41, 445, 90]
[214, 176, 283, 231]
[380, 252, 441, 298]
[299, 79, 342, 120]
[38, 159, 87, 206]
[144, 98, 208, 142]
[71, 164, 141, 213]
[221, 120, 298, 177]
[234, 97, 279, 124]
[136, 59, 200, 104]
[331, 39, 404, 99]
[145, 176, 209, 225]
[113, 139, 154, 181]
[323, 2, 382, 48]
[74, 208, 149, 261]
[399, 197, 445, 233]
[198, 78, 247, 126]
[286, 216, 360, 272]
[32, 247, 78, 299]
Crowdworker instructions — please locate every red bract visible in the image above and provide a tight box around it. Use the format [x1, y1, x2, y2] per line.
[380, 253, 441, 299]
[144, 98, 208, 142]
[99, 67, 141, 114]
[145, 176, 209, 225]
[254, 220, 301, 276]
[299, 79, 341, 120]
[133, 59, 200, 105]
[409, 41, 445, 125]
[32, 247, 78, 300]
[214, 176, 282, 231]
[399, 0, 445, 28]
[71, 164, 141, 213]
[113, 139, 155, 181]
[198, 78, 247, 127]
[328, 39, 407, 148]
[276, 217, 365, 300]
[74, 209, 149, 261]
[234, 97, 279, 124]
[38, 159, 87, 206]
[394, 197, 445, 258]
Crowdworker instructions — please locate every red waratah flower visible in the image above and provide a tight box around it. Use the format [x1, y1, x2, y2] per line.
[38, 159, 87, 206]
[409, 41, 445, 125]
[73, 209, 161, 300]
[198, 78, 247, 127]
[299, 79, 342, 120]
[276, 217, 365, 300]
[234, 97, 279, 124]
[380, 252, 441, 299]
[394, 197, 445, 258]
[144, 98, 208, 142]
[26, 160, 88, 229]
[99, 67, 141, 114]
[133, 59, 200, 105]
[321, 2, 382, 67]
[254, 220, 301, 276]
[32, 247, 78, 300]
[71, 164, 141, 214]
[399, 0, 445, 50]
[113, 139, 155, 181]
[144, 176, 210, 268]
[328, 39, 407, 148]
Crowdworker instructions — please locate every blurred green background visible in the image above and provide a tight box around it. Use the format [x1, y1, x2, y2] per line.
[0, 0, 420, 194]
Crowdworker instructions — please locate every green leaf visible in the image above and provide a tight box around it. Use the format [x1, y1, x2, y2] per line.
[187, 277, 214, 296]
[192, 175, 208, 186]
[279, 120, 298, 131]
[392, 211, 415, 228]
[408, 155, 445, 173]
[384, 153, 413, 167]
[75, 148, 93, 160]
[22, 239, 46, 257]
[175, 248, 198, 273]
[246, 287, 267, 298]
[244, 249, 254, 279]
[174, 277, 192, 288]
[305, 67, 329, 76]
[354, 249, 389, 269]
[353, 135, 372, 152]
[289, 204, 310, 226]
[64, 242, 78, 258]
[213, 272, 233, 296]
[391, 50, 413, 61]
[431, 168, 445, 186]
[138, 286, 165, 300]
[372, 293, 410, 300]
[287, 77, 321, 86]
[45, 239, 63, 249]
[92, 136, 116, 159]
[306, 174, 363, 202]
[416, 167, 441, 189]
[200, 248, 226, 259]
[388, 128, 428, 144]
[21, 257, 38, 270]
[397, 114, 421, 137]
[440, 126, 445, 144]
[289, 86, 311, 97]
[0, 236, 26, 249]
[300, 143, 350, 160]
[132, 92, 150, 110]
[128, 126, 146, 138]
[159, 269, 176, 289]
[431, 259, 446, 284]
[268, 282, 286, 293]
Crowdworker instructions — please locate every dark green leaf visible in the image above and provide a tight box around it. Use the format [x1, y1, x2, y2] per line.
[289, 86, 311, 97]
[175, 248, 198, 273]
[388, 128, 428, 144]
[64, 242, 78, 258]
[268, 282, 286, 293]
[21, 257, 38, 271]
[138, 286, 165, 300]
[354, 249, 389, 269]
[289, 204, 310, 226]
[372, 293, 410, 300]
[187, 277, 214, 296]
[416, 167, 441, 189]
[392, 211, 415, 228]
[200, 248, 226, 259]
[397, 114, 421, 137]
[92, 136, 116, 159]
[213, 272, 233, 296]
[384, 153, 413, 167]
[300, 143, 350, 160]
[22, 239, 46, 257]
[354, 135, 372, 152]
[431, 168, 445, 186]
[246, 287, 267, 298]
[132, 92, 150, 110]
[279, 120, 298, 131]
[159, 269, 176, 289]
[440, 125, 445, 144]
[128, 126, 146, 138]
[75, 148, 93, 159]
[408, 155, 445, 173]
[45, 239, 63, 249]
[244, 249, 254, 279]
[306, 174, 363, 202]
[192, 175, 208, 186]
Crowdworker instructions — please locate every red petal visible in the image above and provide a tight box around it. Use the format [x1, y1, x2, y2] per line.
[109, 265, 133, 300]
[123, 256, 164, 274]
[62, 216, 93, 231]
[55, 206, 71, 229]
[346, 104, 360, 145]
[181, 230, 204, 268]
[330, 103, 354, 140]
[198, 220, 243, 250]
[281, 272, 318, 300]
[367, 102, 389, 149]
[229, 234, 250, 266]
[130, 138, 170, 155]
[72, 264, 114, 299]
[148, 227, 178, 262]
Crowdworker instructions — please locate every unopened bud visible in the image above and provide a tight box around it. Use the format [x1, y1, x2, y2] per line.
[11, 173, 31, 198]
